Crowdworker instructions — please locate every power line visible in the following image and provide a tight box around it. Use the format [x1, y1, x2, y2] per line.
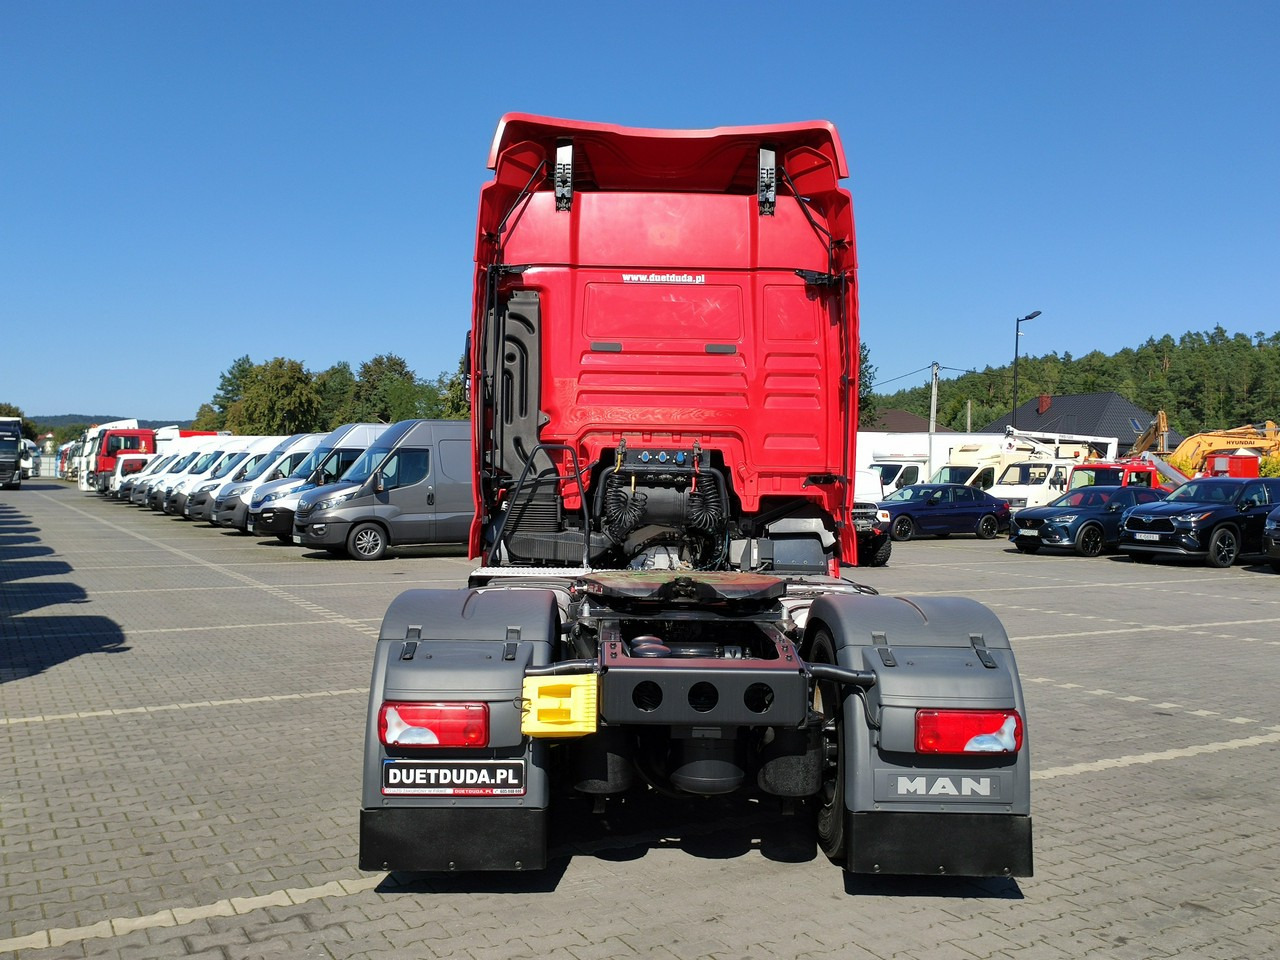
[872, 365, 934, 387]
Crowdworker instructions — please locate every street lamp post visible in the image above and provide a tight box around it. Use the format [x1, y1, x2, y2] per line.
[1011, 310, 1041, 430]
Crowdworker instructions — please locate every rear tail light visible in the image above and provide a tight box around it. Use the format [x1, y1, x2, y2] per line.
[378, 702, 488, 748]
[915, 709, 1023, 754]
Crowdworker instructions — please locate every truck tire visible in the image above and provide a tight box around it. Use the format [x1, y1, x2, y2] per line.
[890, 516, 915, 542]
[809, 628, 847, 863]
[348, 522, 388, 561]
[976, 514, 999, 539]
[1075, 523, 1104, 557]
[1206, 526, 1239, 568]
[865, 536, 892, 567]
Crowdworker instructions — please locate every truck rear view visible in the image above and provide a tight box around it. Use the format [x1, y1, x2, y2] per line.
[470, 114, 860, 572]
[360, 115, 1032, 881]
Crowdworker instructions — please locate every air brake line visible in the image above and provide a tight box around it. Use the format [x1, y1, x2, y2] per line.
[778, 167, 833, 246]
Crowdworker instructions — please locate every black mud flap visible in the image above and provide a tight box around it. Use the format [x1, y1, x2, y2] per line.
[360, 807, 547, 872]
[845, 811, 1033, 877]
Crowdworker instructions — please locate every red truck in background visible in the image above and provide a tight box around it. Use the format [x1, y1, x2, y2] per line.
[359, 115, 1032, 882]
[1068, 457, 1186, 493]
[87, 428, 156, 493]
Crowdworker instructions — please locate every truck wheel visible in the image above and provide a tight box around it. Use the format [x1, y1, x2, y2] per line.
[890, 516, 915, 542]
[1075, 523, 1104, 557]
[865, 536, 892, 567]
[809, 628, 847, 863]
[1206, 527, 1239, 568]
[976, 514, 999, 539]
[348, 522, 387, 561]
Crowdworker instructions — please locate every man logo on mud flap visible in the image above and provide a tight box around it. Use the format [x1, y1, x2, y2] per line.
[896, 776, 994, 797]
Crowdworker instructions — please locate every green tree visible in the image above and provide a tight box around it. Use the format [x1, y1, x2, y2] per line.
[343, 354, 425, 424]
[190, 403, 219, 431]
[224, 358, 322, 434]
[857, 342, 878, 428]
[212, 355, 256, 429]
[314, 362, 357, 430]
[436, 353, 470, 420]
[0, 403, 38, 440]
[52, 423, 89, 445]
[873, 325, 1280, 437]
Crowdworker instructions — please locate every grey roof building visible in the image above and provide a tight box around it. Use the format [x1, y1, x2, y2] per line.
[864, 408, 956, 432]
[982, 392, 1185, 455]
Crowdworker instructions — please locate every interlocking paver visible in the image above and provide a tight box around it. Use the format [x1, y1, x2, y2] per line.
[3, 484, 1280, 959]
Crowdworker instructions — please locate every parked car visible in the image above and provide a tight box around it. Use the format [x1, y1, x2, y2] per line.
[1264, 505, 1280, 572]
[1010, 485, 1167, 557]
[880, 483, 1010, 541]
[1118, 476, 1280, 567]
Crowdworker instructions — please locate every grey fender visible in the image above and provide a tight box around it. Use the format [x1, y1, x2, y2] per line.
[363, 587, 559, 811]
[803, 592, 1031, 819]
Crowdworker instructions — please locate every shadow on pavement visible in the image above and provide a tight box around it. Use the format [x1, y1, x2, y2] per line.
[0, 614, 129, 683]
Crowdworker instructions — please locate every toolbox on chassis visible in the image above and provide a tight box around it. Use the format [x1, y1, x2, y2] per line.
[359, 114, 1032, 879]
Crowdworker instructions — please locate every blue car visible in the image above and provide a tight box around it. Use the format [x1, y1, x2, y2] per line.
[881, 483, 1010, 541]
[1011, 484, 1166, 557]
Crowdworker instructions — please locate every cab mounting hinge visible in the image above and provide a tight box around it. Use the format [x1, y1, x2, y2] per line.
[758, 147, 777, 216]
[795, 269, 838, 286]
[802, 473, 845, 487]
[554, 141, 574, 211]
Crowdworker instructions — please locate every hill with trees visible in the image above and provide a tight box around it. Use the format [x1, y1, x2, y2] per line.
[872, 326, 1280, 438]
[189, 353, 466, 435]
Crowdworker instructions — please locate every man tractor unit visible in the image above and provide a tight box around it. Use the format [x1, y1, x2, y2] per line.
[359, 115, 1033, 880]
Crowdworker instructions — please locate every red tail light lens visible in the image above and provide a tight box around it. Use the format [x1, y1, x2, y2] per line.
[378, 702, 489, 748]
[915, 709, 1023, 754]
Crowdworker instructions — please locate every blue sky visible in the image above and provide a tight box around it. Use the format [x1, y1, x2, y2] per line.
[3, 1, 1277, 420]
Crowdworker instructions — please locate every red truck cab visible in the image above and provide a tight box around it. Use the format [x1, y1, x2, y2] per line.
[1069, 459, 1178, 493]
[91, 429, 157, 493]
[469, 114, 860, 569]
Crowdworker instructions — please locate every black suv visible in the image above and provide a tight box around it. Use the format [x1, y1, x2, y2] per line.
[1119, 476, 1280, 567]
[1263, 505, 1280, 572]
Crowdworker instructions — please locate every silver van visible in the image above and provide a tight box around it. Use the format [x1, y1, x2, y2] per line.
[248, 423, 390, 542]
[293, 419, 471, 560]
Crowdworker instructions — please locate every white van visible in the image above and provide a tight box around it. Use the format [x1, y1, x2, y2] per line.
[248, 424, 391, 542]
[183, 435, 286, 522]
[213, 434, 324, 531]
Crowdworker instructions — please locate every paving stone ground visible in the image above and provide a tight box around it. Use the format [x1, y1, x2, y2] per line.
[2, 481, 1278, 959]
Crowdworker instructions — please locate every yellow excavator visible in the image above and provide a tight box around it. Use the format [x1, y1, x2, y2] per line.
[1128, 410, 1170, 455]
[1136, 413, 1280, 474]
[1129, 411, 1280, 476]
[1171, 421, 1280, 473]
